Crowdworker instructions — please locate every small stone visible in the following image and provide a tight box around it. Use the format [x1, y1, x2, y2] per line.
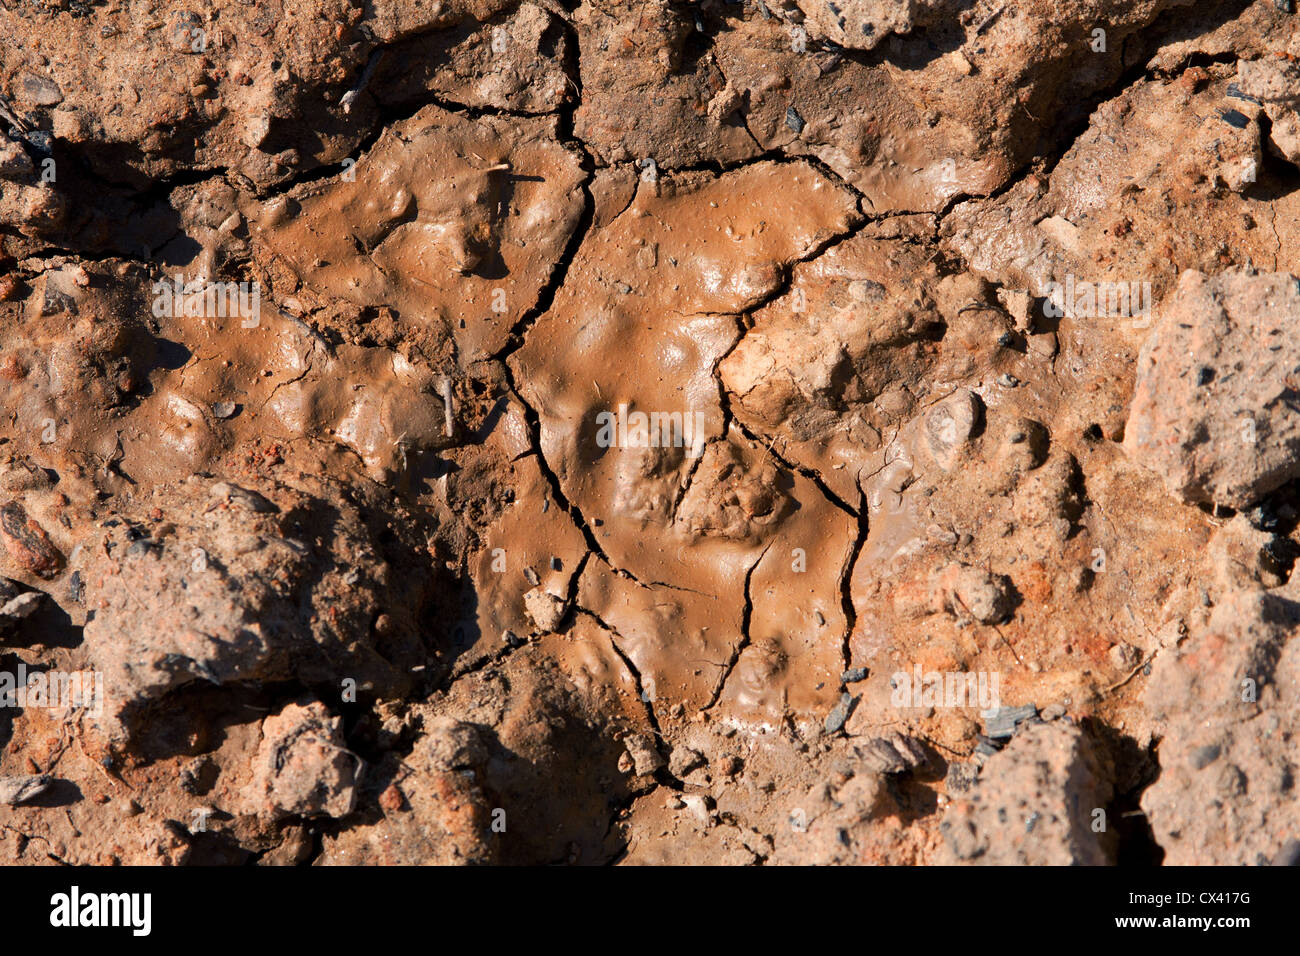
[244, 701, 358, 820]
[668, 745, 705, 777]
[927, 523, 959, 544]
[982, 704, 1038, 739]
[25, 130, 52, 154]
[1218, 108, 1250, 129]
[933, 562, 1014, 623]
[841, 667, 868, 683]
[1189, 744, 1221, 770]
[0, 590, 42, 629]
[0, 774, 52, 805]
[17, 73, 63, 107]
[0, 502, 64, 579]
[857, 732, 928, 773]
[681, 793, 713, 827]
[522, 586, 568, 632]
[785, 106, 805, 133]
[212, 401, 238, 419]
[923, 388, 982, 472]
[624, 733, 665, 776]
[944, 760, 980, 793]
[824, 691, 855, 734]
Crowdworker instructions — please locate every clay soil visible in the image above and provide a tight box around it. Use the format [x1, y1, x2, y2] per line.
[0, 0, 1298, 866]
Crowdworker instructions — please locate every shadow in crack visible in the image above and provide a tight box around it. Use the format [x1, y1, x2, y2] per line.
[1091, 720, 1165, 866]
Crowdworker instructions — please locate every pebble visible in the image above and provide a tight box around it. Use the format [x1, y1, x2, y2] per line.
[858, 732, 928, 773]
[681, 793, 713, 828]
[624, 733, 665, 775]
[1218, 108, 1249, 129]
[668, 745, 705, 777]
[982, 703, 1037, 739]
[824, 692, 855, 734]
[0, 774, 52, 805]
[18, 73, 63, 107]
[0, 501, 64, 579]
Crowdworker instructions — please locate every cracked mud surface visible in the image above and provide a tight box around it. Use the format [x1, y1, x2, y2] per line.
[0, 0, 1298, 866]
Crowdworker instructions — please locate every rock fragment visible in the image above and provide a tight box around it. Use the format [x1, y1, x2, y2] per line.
[982, 704, 1039, 739]
[1239, 54, 1300, 166]
[77, 477, 430, 744]
[0, 578, 41, 637]
[1141, 584, 1300, 864]
[16, 73, 62, 107]
[624, 733, 665, 776]
[0, 774, 52, 805]
[522, 586, 568, 633]
[824, 692, 856, 734]
[245, 701, 359, 820]
[856, 732, 929, 773]
[938, 722, 1116, 865]
[1125, 270, 1300, 508]
[932, 562, 1014, 624]
[0, 502, 63, 579]
[668, 745, 706, 778]
[923, 389, 982, 472]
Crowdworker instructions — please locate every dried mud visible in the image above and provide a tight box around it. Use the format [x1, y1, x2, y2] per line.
[0, 0, 1298, 865]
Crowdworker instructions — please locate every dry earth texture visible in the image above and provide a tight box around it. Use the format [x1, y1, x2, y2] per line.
[0, 0, 1298, 866]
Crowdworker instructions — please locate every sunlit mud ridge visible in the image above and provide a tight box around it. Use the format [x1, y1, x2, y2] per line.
[0, 0, 1298, 866]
